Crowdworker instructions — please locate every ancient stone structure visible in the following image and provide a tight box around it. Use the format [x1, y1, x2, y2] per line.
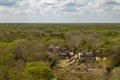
[48, 44, 74, 59]
[78, 50, 96, 62]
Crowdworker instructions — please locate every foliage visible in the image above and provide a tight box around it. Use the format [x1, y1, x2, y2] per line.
[24, 62, 54, 80]
[0, 24, 120, 80]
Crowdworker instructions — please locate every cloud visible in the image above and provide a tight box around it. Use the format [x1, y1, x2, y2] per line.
[0, 0, 120, 23]
[0, 0, 17, 6]
[0, 0, 119, 15]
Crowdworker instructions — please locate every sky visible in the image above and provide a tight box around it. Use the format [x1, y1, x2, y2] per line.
[0, 0, 120, 23]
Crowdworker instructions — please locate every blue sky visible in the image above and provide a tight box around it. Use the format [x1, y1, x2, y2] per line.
[0, 0, 120, 23]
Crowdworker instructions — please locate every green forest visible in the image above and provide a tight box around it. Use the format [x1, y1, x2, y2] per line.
[0, 23, 120, 80]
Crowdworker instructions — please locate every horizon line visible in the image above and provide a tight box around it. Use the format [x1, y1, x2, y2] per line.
[0, 22, 120, 24]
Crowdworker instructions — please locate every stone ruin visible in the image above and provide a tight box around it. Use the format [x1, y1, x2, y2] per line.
[78, 50, 96, 63]
[48, 44, 74, 59]
[48, 44, 96, 63]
